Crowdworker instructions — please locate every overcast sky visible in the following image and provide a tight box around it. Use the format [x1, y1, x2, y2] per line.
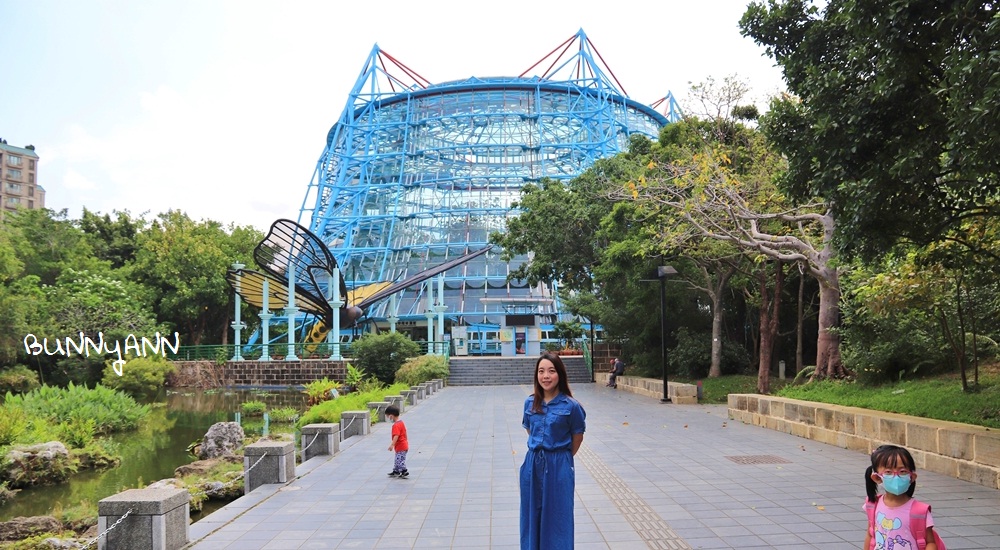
[1, 0, 787, 232]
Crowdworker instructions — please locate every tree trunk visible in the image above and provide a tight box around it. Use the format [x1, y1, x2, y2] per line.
[796, 270, 805, 374]
[812, 273, 847, 379]
[708, 265, 735, 378]
[758, 262, 783, 394]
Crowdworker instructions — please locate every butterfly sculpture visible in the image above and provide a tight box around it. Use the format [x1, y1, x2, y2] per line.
[226, 219, 492, 346]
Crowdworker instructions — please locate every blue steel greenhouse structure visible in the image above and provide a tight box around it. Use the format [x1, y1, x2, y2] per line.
[297, 29, 679, 330]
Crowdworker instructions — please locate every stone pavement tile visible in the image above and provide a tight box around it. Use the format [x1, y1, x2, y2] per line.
[184, 384, 1000, 550]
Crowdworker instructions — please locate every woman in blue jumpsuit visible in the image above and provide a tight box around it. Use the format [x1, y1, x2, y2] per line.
[520, 352, 586, 550]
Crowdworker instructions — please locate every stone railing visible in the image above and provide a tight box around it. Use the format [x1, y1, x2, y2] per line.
[596, 373, 698, 404]
[728, 394, 1000, 490]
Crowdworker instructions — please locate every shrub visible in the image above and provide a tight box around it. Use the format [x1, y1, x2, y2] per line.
[0, 403, 29, 446]
[3, 383, 149, 435]
[350, 332, 421, 384]
[840, 298, 949, 384]
[395, 355, 449, 386]
[58, 417, 96, 449]
[268, 407, 300, 423]
[668, 327, 751, 379]
[0, 365, 41, 394]
[101, 354, 176, 398]
[356, 377, 386, 394]
[344, 363, 365, 388]
[241, 400, 267, 416]
[296, 382, 409, 428]
[302, 378, 342, 405]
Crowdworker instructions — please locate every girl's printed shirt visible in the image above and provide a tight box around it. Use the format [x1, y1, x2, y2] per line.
[522, 394, 586, 451]
[866, 498, 935, 550]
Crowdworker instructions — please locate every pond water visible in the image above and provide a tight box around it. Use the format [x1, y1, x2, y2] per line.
[0, 388, 308, 522]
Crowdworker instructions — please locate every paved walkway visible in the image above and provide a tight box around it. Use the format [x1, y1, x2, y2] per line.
[187, 384, 1000, 549]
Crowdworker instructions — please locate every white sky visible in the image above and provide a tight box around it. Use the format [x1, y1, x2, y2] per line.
[0, 0, 787, 232]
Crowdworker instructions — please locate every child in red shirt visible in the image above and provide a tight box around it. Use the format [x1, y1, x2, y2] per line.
[386, 405, 409, 478]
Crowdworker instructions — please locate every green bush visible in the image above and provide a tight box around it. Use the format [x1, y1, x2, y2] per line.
[101, 354, 176, 397]
[296, 382, 409, 428]
[0, 403, 29, 446]
[839, 298, 949, 384]
[0, 365, 41, 394]
[58, 417, 96, 449]
[241, 400, 267, 416]
[344, 363, 365, 388]
[269, 407, 300, 423]
[350, 332, 421, 384]
[395, 355, 449, 386]
[4, 382, 149, 435]
[302, 377, 342, 404]
[668, 327, 751, 379]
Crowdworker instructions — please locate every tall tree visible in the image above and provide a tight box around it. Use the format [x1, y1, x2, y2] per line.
[2, 208, 103, 285]
[622, 121, 849, 379]
[741, 0, 1000, 259]
[129, 211, 261, 346]
[78, 208, 146, 269]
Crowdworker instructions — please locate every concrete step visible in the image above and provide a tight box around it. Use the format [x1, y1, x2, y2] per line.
[447, 356, 592, 386]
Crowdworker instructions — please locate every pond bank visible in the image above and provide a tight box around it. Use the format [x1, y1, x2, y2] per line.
[0, 388, 307, 522]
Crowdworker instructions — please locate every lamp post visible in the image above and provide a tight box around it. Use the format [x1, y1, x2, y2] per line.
[656, 265, 677, 403]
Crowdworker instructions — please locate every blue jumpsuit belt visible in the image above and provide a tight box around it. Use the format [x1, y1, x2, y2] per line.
[528, 448, 569, 473]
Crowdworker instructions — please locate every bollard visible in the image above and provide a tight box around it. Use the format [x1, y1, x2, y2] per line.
[97, 487, 189, 550]
[244, 440, 295, 493]
[400, 389, 419, 406]
[367, 401, 391, 422]
[384, 395, 405, 414]
[340, 411, 371, 439]
[300, 423, 340, 461]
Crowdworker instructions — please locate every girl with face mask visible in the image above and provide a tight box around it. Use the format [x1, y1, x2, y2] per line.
[863, 445, 942, 550]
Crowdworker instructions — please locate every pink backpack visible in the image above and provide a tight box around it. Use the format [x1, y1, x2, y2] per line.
[864, 496, 946, 550]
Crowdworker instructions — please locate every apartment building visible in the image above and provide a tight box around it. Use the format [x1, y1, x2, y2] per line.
[0, 140, 45, 214]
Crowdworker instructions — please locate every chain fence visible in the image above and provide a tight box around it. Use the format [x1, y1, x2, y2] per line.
[82, 507, 132, 549]
[78, 415, 359, 548]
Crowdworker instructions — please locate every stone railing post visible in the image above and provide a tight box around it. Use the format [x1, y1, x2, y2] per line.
[411, 385, 426, 400]
[384, 395, 405, 413]
[340, 411, 371, 439]
[97, 487, 189, 550]
[300, 423, 340, 461]
[420, 381, 434, 396]
[367, 401, 391, 422]
[400, 389, 419, 406]
[244, 440, 295, 493]
[431, 378, 444, 391]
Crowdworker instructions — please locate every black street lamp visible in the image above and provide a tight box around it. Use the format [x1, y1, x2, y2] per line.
[656, 265, 677, 403]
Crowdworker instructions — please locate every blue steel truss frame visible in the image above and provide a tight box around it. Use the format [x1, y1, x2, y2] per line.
[298, 29, 678, 326]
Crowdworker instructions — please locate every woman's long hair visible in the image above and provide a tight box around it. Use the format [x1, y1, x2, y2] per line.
[531, 352, 573, 412]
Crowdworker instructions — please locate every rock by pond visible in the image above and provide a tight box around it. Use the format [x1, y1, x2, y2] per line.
[2, 442, 73, 488]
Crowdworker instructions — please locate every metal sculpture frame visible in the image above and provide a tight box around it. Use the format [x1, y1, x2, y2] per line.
[299, 29, 677, 325]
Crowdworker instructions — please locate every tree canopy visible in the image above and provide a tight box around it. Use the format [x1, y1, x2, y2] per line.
[741, 0, 1000, 259]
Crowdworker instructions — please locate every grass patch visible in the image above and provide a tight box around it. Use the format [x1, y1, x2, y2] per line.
[679, 367, 1000, 429]
[674, 375, 791, 404]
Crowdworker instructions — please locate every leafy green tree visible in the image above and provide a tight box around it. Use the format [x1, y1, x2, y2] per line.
[78, 208, 146, 269]
[129, 211, 261, 345]
[350, 332, 421, 385]
[740, 0, 1000, 259]
[100, 354, 176, 398]
[2, 208, 103, 285]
